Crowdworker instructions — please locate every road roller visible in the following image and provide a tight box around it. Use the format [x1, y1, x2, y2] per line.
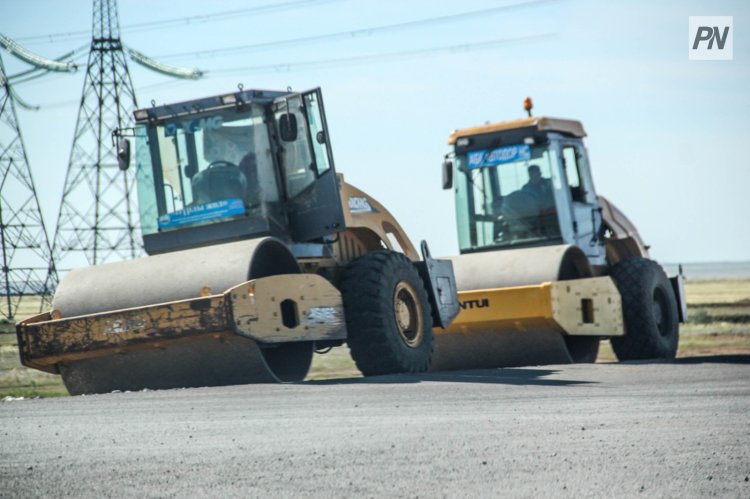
[16, 87, 460, 394]
[16, 89, 686, 395]
[433, 97, 687, 369]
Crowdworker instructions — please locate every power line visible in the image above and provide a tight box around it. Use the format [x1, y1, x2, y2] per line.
[211, 33, 555, 76]
[0, 33, 79, 71]
[9, 87, 40, 111]
[8, 44, 89, 85]
[30, 32, 555, 109]
[13, 0, 344, 45]
[9, 56, 89, 87]
[126, 47, 203, 79]
[29, 78, 196, 110]
[8, 47, 83, 80]
[124, 0, 342, 34]
[155, 0, 557, 62]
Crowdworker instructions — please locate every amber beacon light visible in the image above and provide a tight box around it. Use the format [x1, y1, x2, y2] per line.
[524, 96, 534, 117]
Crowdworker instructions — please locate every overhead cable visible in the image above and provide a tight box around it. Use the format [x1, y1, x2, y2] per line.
[126, 47, 204, 80]
[0, 33, 78, 72]
[211, 33, 555, 75]
[13, 0, 343, 45]
[156, 0, 556, 62]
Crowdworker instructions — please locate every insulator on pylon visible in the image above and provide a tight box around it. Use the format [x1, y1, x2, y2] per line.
[0, 33, 78, 72]
[126, 47, 203, 80]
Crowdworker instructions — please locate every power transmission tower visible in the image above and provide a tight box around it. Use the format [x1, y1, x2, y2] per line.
[0, 54, 57, 320]
[52, 0, 142, 272]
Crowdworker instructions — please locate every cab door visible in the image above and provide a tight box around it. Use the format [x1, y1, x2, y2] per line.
[273, 89, 345, 241]
[560, 141, 605, 262]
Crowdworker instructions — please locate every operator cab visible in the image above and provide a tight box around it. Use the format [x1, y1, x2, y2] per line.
[443, 100, 605, 265]
[119, 87, 345, 255]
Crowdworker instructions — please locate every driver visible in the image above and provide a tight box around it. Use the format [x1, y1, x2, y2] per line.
[522, 164, 555, 210]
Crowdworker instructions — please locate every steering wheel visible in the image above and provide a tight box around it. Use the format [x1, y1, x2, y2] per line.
[206, 160, 239, 169]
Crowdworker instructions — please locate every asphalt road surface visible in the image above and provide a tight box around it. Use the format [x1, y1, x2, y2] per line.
[2, 357, 749, 498]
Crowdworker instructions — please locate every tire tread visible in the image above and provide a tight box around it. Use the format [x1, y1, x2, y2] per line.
[341, 251, 433, 376]
[610, 257, 679, 360]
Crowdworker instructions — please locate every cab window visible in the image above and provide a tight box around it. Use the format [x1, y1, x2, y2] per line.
[303, 91, 332, 176]
[275, 96, 316, 198]
[136, 104, 279, 235]
[454, 143, 563, 252]
[562, 146, 586, 203]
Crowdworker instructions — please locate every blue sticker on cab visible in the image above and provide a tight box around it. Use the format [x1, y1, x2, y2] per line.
[158, 198, 245, 229]
[467, 144, 531, 169]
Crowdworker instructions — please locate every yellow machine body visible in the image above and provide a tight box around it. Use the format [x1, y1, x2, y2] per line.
[448, 277, 623, 336]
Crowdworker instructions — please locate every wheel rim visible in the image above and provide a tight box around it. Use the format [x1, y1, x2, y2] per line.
[653, 287, 671, 337]
[393, 281, 424, 348]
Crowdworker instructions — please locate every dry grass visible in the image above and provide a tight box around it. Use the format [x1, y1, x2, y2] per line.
[1, 295, 47, 323]
[0, 334, 67, 398]
[308, 347, 361, 380]
[676, 279, 750, 357]
[684, 279, 750, 305]
[598, 279, 750, 362]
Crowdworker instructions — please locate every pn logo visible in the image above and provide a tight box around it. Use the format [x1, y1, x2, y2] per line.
[689, 16, 733, 60]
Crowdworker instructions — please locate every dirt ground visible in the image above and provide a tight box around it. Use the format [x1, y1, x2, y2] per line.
[2, 278, 749, 398]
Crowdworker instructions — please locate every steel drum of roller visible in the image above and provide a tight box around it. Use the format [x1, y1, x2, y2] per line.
[53, 237, 314, 394]
[430, 245, 595, 371]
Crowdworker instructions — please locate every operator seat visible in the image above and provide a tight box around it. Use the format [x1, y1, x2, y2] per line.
[191, 163, 247, 205]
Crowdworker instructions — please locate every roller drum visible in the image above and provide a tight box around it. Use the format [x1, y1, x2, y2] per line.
[53, 238, 301, 317]
[448, 244, 593, 291]
[53, 238, 314, 394]
[430, 245, 594, 371]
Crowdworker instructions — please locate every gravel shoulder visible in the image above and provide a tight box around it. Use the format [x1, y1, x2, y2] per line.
[1, 358, 749, 498]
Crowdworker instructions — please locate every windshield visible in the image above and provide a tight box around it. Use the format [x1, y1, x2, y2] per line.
[136, 105, 281, 235]
[454, 143, 563, 252]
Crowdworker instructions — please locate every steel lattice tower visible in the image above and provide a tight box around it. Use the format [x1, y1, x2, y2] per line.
[52, 0, 142, 272]
[0, 54, 57, 320]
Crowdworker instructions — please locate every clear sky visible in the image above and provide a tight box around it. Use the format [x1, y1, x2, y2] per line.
[1, 0, 748, 264]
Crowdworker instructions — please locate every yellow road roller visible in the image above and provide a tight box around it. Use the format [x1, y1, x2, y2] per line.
[434, 97, 686, 369]
[15, 90, 686, 394]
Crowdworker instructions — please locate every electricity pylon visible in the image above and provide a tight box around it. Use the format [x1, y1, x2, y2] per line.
[51, 0, 141, 271]
[0, 54, 57, 319]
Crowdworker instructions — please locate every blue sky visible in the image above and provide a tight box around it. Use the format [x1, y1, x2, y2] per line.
[1, 0, 748, 264]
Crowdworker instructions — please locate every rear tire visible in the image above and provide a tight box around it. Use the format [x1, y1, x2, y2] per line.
[341, 251, 433, 376]
[609, 258, 679, 360]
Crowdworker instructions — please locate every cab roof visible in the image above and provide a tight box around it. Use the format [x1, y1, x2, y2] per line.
[132, 88, 293, 123]
[448, 116, 586, 145]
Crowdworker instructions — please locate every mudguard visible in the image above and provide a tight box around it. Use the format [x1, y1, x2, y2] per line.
[415, 240, 459, 329]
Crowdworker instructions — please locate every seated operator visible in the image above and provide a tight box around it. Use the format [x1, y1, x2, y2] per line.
[522, 164, 555, 211]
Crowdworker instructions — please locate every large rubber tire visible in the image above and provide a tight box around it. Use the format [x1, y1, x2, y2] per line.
[341, 251, 433, 376]
[609, 257, 679, 360]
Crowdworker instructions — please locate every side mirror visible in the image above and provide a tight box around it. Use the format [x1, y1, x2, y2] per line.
[442, 158, 453, 190]
[117, 139, 131, 171]
[279, 113, 298, 142]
